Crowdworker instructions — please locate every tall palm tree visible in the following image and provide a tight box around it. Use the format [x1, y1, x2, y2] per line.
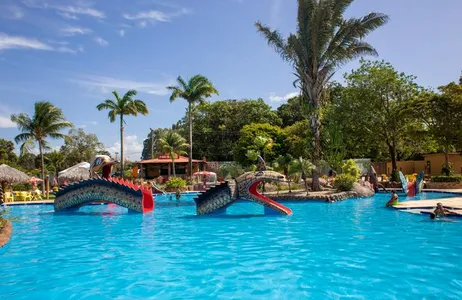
[96, 90, 149, 175]
[291, 157, 316, 195]
[255, 0, 388, 190]
[159, 131, 190, 177]
[273, 154, 294, 192]
[11, 102, 72, 195]
[167, 75, 219, 177]
[45, 150, 65, 177]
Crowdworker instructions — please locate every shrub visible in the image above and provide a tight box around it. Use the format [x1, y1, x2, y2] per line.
[334, 174, 357, 191]
[165, 177, 187, 189]
[441, 162, 454, 176]
[432, 175, 462, 183]
[341, 159, 360, 180]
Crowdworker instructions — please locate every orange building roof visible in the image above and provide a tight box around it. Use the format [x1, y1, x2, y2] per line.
[137, 155, 205, 164]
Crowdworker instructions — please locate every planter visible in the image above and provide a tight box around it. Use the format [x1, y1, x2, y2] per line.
[0, 220, 12, 248]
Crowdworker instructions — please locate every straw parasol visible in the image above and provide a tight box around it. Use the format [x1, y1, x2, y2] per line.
[0, 164, 30, 192]
[58, 162, 90, 185]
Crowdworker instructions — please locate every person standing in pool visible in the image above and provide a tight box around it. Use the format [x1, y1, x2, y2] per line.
[431, 203, 459, 219]
[385, 191, 398, 207]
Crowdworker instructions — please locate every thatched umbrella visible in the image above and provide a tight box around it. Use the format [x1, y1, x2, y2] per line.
[58, 162, 90, 185]
[0, 164, 30, 200]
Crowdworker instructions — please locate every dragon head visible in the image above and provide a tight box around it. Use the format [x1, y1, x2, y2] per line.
[90, 155, 119, 179]
[235, 170, 286, 202]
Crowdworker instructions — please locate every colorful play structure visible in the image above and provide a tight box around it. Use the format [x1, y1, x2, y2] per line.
[54, 155, 154, 213]
[193, 157, 292, 216]
[399, 170, 425, 197]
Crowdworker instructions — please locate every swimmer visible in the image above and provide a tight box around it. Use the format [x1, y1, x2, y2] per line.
[385, 191, 398, 207]
[430, 202, 459, 219]
[175, 189, 181, 201]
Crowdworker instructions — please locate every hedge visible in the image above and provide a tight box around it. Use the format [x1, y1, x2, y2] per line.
[432, 175, 462, 183]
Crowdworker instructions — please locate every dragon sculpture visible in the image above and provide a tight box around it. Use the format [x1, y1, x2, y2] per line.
[54, 155, 154, 213]
[194, 158, 292, 216]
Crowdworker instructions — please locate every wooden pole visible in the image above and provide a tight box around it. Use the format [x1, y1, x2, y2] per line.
[46, 175, 50, 200]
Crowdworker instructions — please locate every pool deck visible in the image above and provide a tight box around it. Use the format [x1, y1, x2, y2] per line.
[2, 200, 54, 206]
[393, 197, 462, 210]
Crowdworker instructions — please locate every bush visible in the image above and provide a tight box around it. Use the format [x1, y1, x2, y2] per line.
[334, 174, 357, 191]
[341, 159, 360, 180]
[441, 162, 454, 176]
[432, 175, 462, 183]
[165, 177, 187, 189]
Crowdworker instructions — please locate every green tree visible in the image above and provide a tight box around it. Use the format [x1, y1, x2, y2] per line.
[234, 123, 287, 166]
[96, 90, 149, 176]
[256, 0, 388, 190]
[11, 101, 72, 194]
[0, 139, 18, 166]
[60, 128, 108, 168]
[290, 157, 315, 194]
[141, 128, 170, 160]
[322, 123, 346, 173]
[284, 120, 311, 158]
[167, 75, 219, 176]
[341, 60, 424, 181]
[276, 96, 306, 127]
[411, 82, 462, 174]
[159, 130, 190, 177]
[45, 151, 65, 177]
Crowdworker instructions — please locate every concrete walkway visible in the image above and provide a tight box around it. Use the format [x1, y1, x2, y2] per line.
[2, 200, 54, 206]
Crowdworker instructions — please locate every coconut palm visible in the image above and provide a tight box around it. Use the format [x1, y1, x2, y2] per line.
[159, 131, 190, 177]
[11, 101, 72, 195]
[167, 75, 219, 177]
[291, 157, 316, 195]
[255, 0, 388, 190]
[96, 90, 149, 175]
[45, 150, 65, 177]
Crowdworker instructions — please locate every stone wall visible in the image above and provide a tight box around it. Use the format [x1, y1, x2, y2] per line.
[270, 191, 360, 203]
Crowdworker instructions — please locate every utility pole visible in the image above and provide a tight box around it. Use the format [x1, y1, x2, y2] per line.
[115, 152, 119, 161]
[150, 128, 154, 159]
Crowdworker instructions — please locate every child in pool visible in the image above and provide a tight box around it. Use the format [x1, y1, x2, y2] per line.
[385, 191, 398, 207]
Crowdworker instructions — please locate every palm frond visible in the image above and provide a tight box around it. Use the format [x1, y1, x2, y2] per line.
[19, 137, 36, 156]
[255, 22, 294, 63]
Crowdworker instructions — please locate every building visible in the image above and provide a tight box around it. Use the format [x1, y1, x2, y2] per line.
[373, 153, 462, 177]
[136, 154, 207, 180]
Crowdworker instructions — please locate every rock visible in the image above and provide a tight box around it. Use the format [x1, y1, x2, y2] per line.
[352, 181, 375, 197]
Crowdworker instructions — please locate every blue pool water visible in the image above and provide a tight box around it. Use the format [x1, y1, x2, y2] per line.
[1, 192, 462, 299]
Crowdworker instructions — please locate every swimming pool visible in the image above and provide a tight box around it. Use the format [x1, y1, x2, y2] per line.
[1, 192, 461, 299]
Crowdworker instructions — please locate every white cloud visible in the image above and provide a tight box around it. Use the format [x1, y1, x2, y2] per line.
[56, 45, 84, 54]
[93, 37, 108, 46]
[61, 27, 92, 36]
[118, 29, 125, 37]
[0, 33, 53, 51]
[54, 5, 105, 19]
[56, 11, 78, 20]
[123, 8, 191, 27]
[72, 75, 173, 96]
[0, 116, 15, 128]
[0, 6, 24, 20]
[269, 91, 299, 102]
[106, 135, 143, 161]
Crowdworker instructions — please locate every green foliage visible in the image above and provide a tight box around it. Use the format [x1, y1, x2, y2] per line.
[218, 162, 244, 179]
[165, 177, 187, 189]
[234, 123, 287, 166]
[97, 89, 149, 174]
[159, 130, 189, 177]
[432, 175, 462, 183]
[341, 159, 360, 180]
[0, 208, 19, 230]
[284, 120, 311, 158]
[60, 128, 108, 168]
[11, 101, 72, 193]
[0, 139, 18, 166]
[276, 96, 306, 127]
[323, 124, 346, 173]
[255, 0, 388, 191]
[175, 99, 281, 161]
[334, 174, 357, 192]
[141, 128, 170, 160]
[441, 162, 454, 176]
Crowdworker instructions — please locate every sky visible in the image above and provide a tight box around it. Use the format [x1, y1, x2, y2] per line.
[0, 0, 461, 160]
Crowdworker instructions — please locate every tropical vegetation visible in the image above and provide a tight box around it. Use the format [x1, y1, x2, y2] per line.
[96, 90, 149, 175]
[10, 101, 73, 194]
[255, 0, 388, 190]
[158, 130, 190, 177]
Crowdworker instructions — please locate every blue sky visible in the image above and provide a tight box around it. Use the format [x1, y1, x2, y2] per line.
[1, 0, 461, 160]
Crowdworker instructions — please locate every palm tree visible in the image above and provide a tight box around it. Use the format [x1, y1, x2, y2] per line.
[45, 150, 65, 177]
[96, 90, 149, 175]
[255, 0, 388, 190]
[167, 75, 219, 177]
[11, 101, 72, 195]
[159, 131, 190, 177]
[291, 157, 316, 195]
